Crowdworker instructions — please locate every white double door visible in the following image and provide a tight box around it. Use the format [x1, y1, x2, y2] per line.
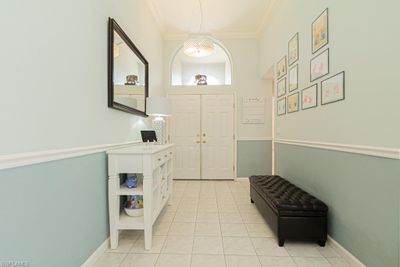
[169, 94, 234, 180]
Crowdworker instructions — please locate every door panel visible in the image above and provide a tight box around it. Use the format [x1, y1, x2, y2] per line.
[201, 95, 234, 179]
[169, 95, 201, 179]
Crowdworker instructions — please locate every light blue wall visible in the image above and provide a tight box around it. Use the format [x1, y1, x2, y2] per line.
[0, 0, 163, 155]
[0, 153, 109, 267]
[275, 143, 400, 267]
[237, 140, 272, 177]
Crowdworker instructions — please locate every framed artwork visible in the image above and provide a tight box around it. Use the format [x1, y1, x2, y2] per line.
[288, 33, 299, 66]
[289, 65, 298, 92]
[321, 71, 345, 105]
[312, 8, 329, 54]
[287, 92, 299, 113]
[277, 97, 286, 116]
[277, 77, 286, 97]
[276, 56, 287, 79]
[310, 48, 329, 81]
[301, 84, 318, 110]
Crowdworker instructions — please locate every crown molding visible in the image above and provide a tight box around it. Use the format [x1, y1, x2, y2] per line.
[256, 0, 281, 35]
[144, 0, 168, 37]
[163, 31, 260, 41]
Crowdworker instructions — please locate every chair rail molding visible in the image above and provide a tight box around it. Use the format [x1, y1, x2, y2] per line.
[237, 137, 272, 141]
[275, 138, 400, 160]
[0, 141, 141, 170]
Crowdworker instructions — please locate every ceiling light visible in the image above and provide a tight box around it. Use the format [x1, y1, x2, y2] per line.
[183, 0, 215, 57]
[183, 35, 214, 57]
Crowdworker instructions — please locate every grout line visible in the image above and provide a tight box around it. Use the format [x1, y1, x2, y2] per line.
[189, 190, 201, 267]
[117, 253, 130, 267]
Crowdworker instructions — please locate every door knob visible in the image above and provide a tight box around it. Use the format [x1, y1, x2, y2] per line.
[196, 141, 201, 144]
[203, 133, 206, 137]
[202, 141, 206, 143]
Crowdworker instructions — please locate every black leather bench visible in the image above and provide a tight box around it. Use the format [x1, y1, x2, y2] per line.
[249, 175, 328, 247]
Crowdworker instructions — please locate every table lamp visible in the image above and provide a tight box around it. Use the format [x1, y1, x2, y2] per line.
[146, 96, 171, 144]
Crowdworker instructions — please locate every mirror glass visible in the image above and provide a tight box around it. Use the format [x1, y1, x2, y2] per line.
[108, 18, 148, 116]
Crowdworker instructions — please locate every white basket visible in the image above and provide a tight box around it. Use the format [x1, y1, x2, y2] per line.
[124, 208, 144, 217]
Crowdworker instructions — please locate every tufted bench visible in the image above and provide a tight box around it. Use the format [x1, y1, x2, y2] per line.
[249, 175, 328, 246]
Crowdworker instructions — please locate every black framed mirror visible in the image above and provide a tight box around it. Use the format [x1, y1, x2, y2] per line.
[108, 18, 148, 116]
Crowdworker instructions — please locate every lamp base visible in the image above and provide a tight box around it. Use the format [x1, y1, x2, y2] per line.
[152, 117, 166, 144]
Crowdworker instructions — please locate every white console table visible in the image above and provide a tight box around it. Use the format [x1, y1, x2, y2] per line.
[107, 144, 174, 250]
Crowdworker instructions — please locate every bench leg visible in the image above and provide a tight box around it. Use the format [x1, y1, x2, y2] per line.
[318, 240, 326, 247]
[278, 238, 285, 247]
[250, 198, 254, 203]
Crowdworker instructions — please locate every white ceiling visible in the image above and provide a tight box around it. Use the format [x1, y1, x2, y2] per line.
[145, 0, 277, 39]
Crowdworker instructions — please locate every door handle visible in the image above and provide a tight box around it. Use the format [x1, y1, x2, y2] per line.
[202, 141, 206, 143]
[196, 141, 201, 144]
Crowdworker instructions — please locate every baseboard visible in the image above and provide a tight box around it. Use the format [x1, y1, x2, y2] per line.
[81, 238, 110, 267]
[235, 177, 249, 181]
[327, 236, 366, 267]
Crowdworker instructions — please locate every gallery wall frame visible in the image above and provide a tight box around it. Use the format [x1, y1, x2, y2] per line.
[289, 64, 298, 92]
[277, 97, 286, 116]
[321, 71, 345, 105]
[310, 48, 330, 82]
[288, 33, 299, 66]
[287, 92, 299, 113]
[276, 56, 287, 79]
[277, 77, 287, 97]
[312, 8, 329, 54]
[301, 84, 318, 110]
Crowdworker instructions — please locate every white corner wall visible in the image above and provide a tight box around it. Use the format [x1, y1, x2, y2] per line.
[0, 0, 164, 154]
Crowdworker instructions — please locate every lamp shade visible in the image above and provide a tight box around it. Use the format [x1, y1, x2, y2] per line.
[146, 96, 171, 117]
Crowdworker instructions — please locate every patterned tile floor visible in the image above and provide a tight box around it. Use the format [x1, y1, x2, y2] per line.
[93, 180, 352, 267]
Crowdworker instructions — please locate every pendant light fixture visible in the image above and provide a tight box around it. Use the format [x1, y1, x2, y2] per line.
[183, 0, 215, 57]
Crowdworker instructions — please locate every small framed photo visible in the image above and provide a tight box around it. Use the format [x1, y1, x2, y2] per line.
[276, 56, 287, 79]
[287, 92, 299, 113]
[289, 64, 298, 92]
[301, 84, 318, 110]
[277, 97, 286, 116]
[310, 48, 329, 81]
[277, 77, 286, 97]
[288, 33, 299, 66]
[321, 71, 345, 105]
[312, 8, 329, 54]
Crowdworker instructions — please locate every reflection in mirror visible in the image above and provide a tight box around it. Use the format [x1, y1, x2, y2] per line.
[108, 18, 148, 116]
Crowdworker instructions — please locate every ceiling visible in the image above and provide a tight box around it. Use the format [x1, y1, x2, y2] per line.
[145, 0, 278, 39]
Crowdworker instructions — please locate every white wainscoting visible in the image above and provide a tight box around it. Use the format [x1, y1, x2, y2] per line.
[0, 141, 141, 170]
[275, 138, 400, 160]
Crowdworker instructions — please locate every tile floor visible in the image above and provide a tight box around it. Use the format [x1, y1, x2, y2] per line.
[93, 180, 352, 267]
